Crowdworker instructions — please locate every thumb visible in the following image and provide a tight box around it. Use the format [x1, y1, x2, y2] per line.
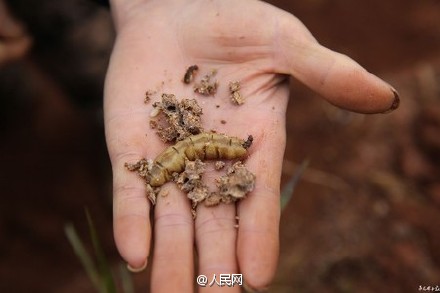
[274, 16, 399, 114]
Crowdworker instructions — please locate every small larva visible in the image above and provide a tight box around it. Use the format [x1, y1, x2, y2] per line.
[183, 65, 199, 84]
[148, 132, 253, 187]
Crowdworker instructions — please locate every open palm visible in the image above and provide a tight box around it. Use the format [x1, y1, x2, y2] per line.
[104, 0, 397, 291]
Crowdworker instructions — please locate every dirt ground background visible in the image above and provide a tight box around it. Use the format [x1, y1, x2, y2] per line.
[1, 0, 440, 292]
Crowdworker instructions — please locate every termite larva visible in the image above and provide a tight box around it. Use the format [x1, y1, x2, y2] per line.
[148, 132, 253, 187]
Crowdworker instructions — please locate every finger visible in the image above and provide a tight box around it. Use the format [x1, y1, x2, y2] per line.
[195, 203, 240, 293]
[237, 129, 284, 291]
[151, 184, 194, 293]
[104, 24, 173, 269]
[112, 165, 151, 270]
[275, 15, 399, 114]
[106, 112, 153, 270]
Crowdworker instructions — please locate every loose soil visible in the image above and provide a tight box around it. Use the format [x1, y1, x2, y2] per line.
[150, 93, 204, 142]
[193, 69, 219, 96]
[127, 88, 255, 215]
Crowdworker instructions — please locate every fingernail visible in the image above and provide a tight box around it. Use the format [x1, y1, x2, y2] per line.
[382, 87, 400, 114]
[127, 259, 147, 273]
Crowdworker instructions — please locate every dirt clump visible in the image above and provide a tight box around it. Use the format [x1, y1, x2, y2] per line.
[229, 81, 245, 105]
[144, 90, 156, 104]
[174, 159, 255, 216]
[205, 161, 256, 207]
[174, 159, 209, 212]
[124, 159, 159, 204]
[150, 93, 204, 142]
[215, 161, 226, 170]
[193, 69, 218, 96]
[174, 159, 206, 194]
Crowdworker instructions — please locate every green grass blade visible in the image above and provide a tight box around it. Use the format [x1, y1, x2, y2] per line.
[85, 209, 116, 293]
[119, 263, 135, 293]
[64, 223, 102, 291]
[280, 159, 309, 211]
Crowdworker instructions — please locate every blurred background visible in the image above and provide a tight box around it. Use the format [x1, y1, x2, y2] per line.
[1, 0, 439, 292]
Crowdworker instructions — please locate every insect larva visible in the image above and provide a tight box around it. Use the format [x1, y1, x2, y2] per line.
[149, 105, 161, 117]
[148, 132, 253, 187]
[183, 65, 199, 84]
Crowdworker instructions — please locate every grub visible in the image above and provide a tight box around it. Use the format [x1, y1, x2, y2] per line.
[183, 65, 199, 84]
[146, 132, 250, 187]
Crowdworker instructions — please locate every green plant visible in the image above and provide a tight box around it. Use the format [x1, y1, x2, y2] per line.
[280, 159, 309, 211]
[65, 209, 134, 293]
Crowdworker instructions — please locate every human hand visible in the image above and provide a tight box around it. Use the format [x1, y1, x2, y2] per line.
[104, 0, 398, 292]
